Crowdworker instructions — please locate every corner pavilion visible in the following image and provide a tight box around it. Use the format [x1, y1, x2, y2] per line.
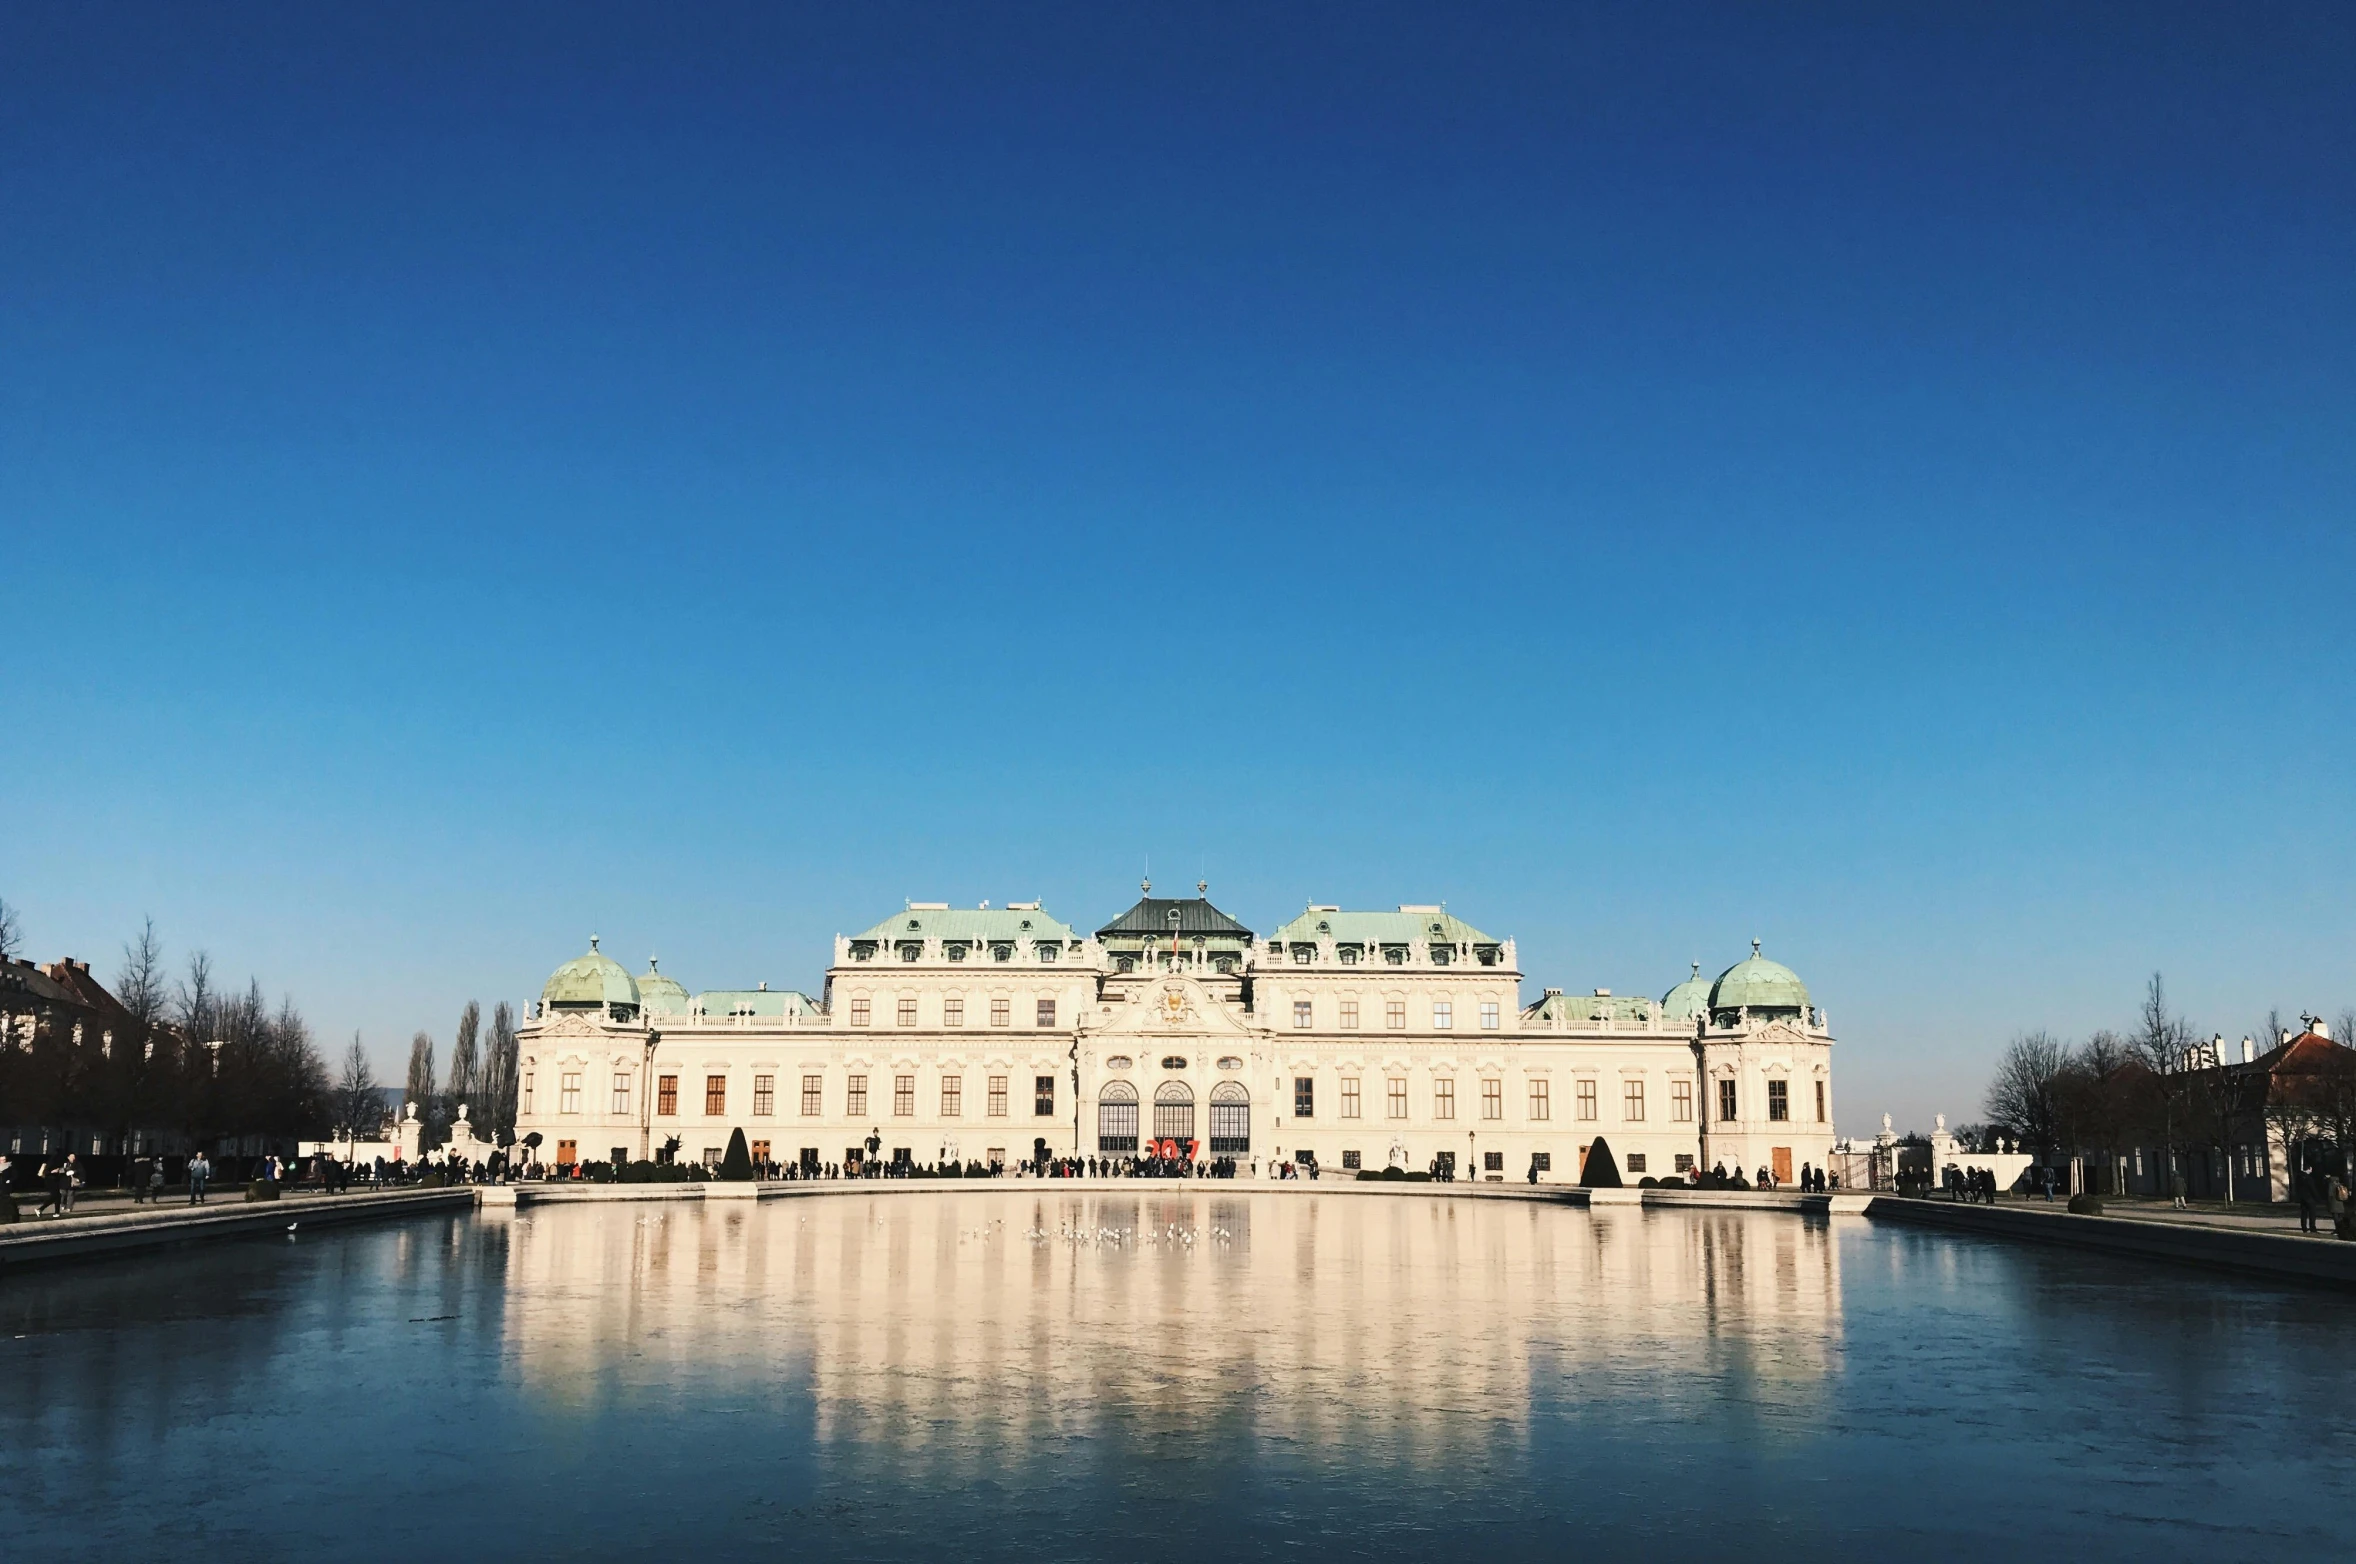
[515, 887, 1838, 1183]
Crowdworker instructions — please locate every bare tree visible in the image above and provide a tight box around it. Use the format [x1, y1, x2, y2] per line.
[446, 1001, 481, 1121]
[2128, 973, 2201, 1192]
[0, 895, 22, 962]
[175, 949, 216, 1043]
[334, 1034, 380, 1147]
[1983, 1030, 2070, 1155]
[405, 1031, 438, 1145]
[116, 918, 168, 1029]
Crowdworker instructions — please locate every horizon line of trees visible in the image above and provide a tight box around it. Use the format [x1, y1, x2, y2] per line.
[1982, 974, 2356, 1180]
[3, 896, 519, 1156]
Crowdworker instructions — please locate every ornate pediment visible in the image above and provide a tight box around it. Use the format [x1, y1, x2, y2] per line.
[535, 1011, 617, 1040]
[1749, 1020, 1809, 1044]
[1092, 977, 1256, 1040]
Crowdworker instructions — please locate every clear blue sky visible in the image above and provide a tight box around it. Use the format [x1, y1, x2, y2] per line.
[4, 3, 2350, 1128]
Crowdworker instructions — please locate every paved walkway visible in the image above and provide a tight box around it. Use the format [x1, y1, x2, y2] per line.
[1948, 1194, 2348, 1240]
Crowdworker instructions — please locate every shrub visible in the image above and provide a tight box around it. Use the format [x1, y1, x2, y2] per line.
[0, 1192, 19, 1223]
[2067, 1193, 2105, 1216]
[1580, 1139, 1623, 1189]
[720, 1130, 754, 1182]
[244, 1181, 281, 1202]
[1380, 1165, 1409, 1182]
[1637, 1177, 1657, 1188]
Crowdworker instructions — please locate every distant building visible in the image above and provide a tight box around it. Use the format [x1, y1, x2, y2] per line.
[514, 887, 1840, 1184]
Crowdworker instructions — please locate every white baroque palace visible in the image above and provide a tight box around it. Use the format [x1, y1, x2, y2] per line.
[515, 887, 1838, 1183]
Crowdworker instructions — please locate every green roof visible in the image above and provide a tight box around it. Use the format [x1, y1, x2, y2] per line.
[1709, 944, 1810, 1013]
[1525, 989, 1655, 1025]
[1266, 906, 1497, 946]
[637, 960, 691, 1015]
[851, 905, 1077, 943]
[693, 989, 821, 1019]
[1660, 962, 1712, 1021]
[542, 938, 639, 1009]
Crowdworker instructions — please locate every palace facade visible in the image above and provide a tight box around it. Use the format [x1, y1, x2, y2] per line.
[515, 887, 1838, 1183]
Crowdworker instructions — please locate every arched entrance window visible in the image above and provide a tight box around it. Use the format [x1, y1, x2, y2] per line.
[1153, 1080, 1195, 1142]
[1097, 1080, 1139, 1152]
[1209, 1081, 1251, 1153]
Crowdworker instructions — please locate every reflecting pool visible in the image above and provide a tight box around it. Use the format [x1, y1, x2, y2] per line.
[6, 1192, 2353, 1556]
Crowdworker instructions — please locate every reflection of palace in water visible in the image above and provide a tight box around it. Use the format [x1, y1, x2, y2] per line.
[495, 1194, 1846, 1459]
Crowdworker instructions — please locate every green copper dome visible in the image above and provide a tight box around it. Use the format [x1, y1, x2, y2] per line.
[636, 957, 690, 1016]
[1661, 962, 1712, 1021]
[542, 936, 640, 1012]
[1709, 941, 1808, 1015]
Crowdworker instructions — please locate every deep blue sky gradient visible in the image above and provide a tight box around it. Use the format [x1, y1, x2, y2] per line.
[4, 3, 2352, 1125]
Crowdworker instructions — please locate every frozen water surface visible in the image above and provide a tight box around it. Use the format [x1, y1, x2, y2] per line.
[5, 1192, 2351, 1557]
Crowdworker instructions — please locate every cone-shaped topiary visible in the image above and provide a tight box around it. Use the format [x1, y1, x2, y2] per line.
[1579, 1138, 1623, 1188]
[720, 1127, 755, 1182]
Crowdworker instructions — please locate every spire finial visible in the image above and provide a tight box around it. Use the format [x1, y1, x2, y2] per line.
[1691, 960, 1700, 979]
[590, 933, 600, 951]
[1751, 937, 1762, 958]
[1197, 878, 1207, 898]
[648, 955, 659, 971]
[1141, 875, 1151, 895]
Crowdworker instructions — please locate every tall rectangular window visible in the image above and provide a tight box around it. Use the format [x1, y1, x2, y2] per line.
[753, 1075, 774, 1116]
[895, 1074, 915, 1116]
[1433, 1000, 1453, 1030]
[522, 1072, 535, 1114]
[1768, 1079, 1790, 1122]
[1623, 1079, 1645, 1121]
[944, 998, 964, 1027]
[849, 998, 870, 1027]
[847, 1074, 868, 1117]
[1536, 1080, 1556, 1121]
[1036, 999, 1056, 1028]
[801, 1074, 822, 1116]
[1672, 1079, 1693, 1123]
[1433, 1078, 1455, 1119]
[1339, 999, 1359, 1029]
[988, 1075, 1008, 1117]
[898, 997, 917, 1027]
[1293, 999, 1313, 1029]
[1387, 1078, 1408, 1120]
[1293, 1076, 1315, 1118]
[991, 998, 1010, 1027]
[941, 1075, 962, 1117]
[1386, 999, 1406, 1029]
[559, 1073, 581, 1114]
[1480, 1001, 1499, 1030]
[1718, 1079, 1738, 1122]
[1034, 1075, 1055, 1117]
[1815, 1081, 1826, 1122]
[1481, 1078, 1502, 1121]
[611, 1072, 632, 1115]
[705, 1075, 727, 1115]
[1340, 1077, 1361, 1119]
[656, 1075, 677, 1116]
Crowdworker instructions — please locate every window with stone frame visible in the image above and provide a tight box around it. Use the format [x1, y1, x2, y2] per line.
[847, 1074, 868, 1116]
[705, 1075, 727, 1115]
[1768, 1079, 1789, 1121]
[1433, 1000, 1453, 1030]
[941, 1075, 962, 1117]
[656, 1074, 677, 1116]
[1293, 1076, 1314, 1118]
[559, 1073, 581, 1114]
[895, 1075, 915, 1116]
[801, 1074, 823, 1115]
[611, 1072, 632, 1115]
[1386, 999, 1406, 1029]
[1718, 1078, 1738, 1121]
[753, 1075, 774, 1115]
[992, 998, 1010, 1027]
[849, 998, 870, 1027]
[1294, 999, 1313, 1028]
[1034, 1075, 1056, 1116]
[1339, 999, 1359, 1029]
[1671, 1079, 1693, 1122]
[898, 996, 917, 1026]
[1340, 1076, 1361, 1119]
[944, 997, 964, 1027]
[1036, 998, 1056, 1028]
[988, 1075, 1008, 1116]
[1388, 1077, 1408, 1120]
[1480, 1001, 1500, 1030]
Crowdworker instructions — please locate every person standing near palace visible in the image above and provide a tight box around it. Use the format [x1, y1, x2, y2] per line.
[188, 1151, 210, 1204]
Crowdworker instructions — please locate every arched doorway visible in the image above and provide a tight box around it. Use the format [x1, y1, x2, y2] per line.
[1097, 1081, 1139, 1153]
[1209, 1081, 1250, 1153]
[1153, 1080, 1195, 1143]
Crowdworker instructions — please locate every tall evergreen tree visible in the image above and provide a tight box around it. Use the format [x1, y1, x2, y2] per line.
[446, 1000, 481, 1123]
[405, 1030, 438, 1146]
[483, 1001, 519, 1142]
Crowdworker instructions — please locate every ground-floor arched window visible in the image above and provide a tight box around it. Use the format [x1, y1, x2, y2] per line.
[1097, 1081, 1138, 1152]
[1209, 1081, 1250, 1153]
[1153, 1080, 1195, 1142]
